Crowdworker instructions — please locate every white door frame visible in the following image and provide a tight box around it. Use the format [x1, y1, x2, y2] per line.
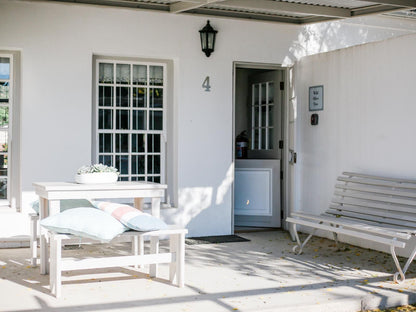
[232, 61, 292, 233]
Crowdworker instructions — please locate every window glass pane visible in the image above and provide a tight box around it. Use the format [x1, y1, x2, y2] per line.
[147, 134, 160, 153]
[116, 64, 130, 84]
[115, 155, 129, 174]
[147, 176, 160, 183]
[115, 133, 129, 153]
[0, 107, 9, 128]
[149, 88, 163, 108]
[119, 176, 129, 181]
[149, 66, 163, 86]
[99, 133, 113, 153]
[99, 63, 113, 84]
[0, 58, 10, 80]
[261, 128, 267, 150]
[116, 110, 129, 130]
[133, 65, 147, 85]
[0, 178, 7, 199]
[0, 82, 9, 103]
[99, 155, 113, 167]
[132, 110, 146, 130]
[131, 155, 145, 174]
[147, 155, 160, 174]
[116, 87, 130, 107]
[261, 105, 267, 127]
[254, 129, 259, 149]
[268, 82, 274, 104]
[149, 111, 163, 130]
[132, 176, 145, 181]
[99, 109, 113, 129]
[99, 86, 113, 107]
[133, 88, 146, 108]
[132, 134, 145, 153]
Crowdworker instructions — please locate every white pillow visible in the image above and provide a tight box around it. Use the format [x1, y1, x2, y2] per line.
[40, 207, 129, 242]
[93, 201, 168, 232]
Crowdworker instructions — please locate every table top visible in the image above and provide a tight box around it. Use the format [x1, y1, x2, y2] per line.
[33, 181, 167, 192]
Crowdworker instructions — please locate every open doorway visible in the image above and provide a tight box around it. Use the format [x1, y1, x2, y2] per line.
[233, 62, 288, 232]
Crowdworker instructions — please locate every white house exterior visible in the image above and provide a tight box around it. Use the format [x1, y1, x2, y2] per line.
[1, 0, 416, 252]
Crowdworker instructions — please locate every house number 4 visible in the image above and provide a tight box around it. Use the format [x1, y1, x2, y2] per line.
[202, 76, 211, 92]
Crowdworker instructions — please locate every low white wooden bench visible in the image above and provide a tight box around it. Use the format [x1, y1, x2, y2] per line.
[48, 226, 187, 298]
[286, 172, 416, 283]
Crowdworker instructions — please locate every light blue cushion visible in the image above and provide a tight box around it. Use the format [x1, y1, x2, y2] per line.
[40, 207, 129, 242]
[31, 199, 95, 215]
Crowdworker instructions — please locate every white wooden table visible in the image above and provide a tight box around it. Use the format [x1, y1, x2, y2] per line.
[32, 181, 167, 275]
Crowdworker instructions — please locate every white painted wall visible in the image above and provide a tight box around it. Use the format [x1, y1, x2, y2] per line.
[2, 0, 416, 237]
[295, 33, 416, 255]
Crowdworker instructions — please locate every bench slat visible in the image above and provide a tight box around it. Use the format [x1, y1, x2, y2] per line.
[286, 216, 406, 248]
[342, 172, 416, 185]
[328, 203, 416, 223]
[331, 197, 416, 214]
[333, 190, 416, 207]
[338, 176, 416, 190]
[335, 183, 416, 199]
[325, 209, 416, 229]
[290, 212, 412, 239]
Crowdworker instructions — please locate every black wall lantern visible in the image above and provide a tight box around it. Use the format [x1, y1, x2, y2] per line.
[199, 20, 217, 57]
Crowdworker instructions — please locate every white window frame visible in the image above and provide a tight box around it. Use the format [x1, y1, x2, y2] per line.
[0, 53, 13, 206]
[93, 56, 176, 207]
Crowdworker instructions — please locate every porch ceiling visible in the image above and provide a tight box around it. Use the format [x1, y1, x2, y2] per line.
[39, 0, 416, 24]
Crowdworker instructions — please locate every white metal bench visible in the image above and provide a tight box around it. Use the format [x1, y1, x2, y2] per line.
[48, 226, 187, 298]
[286, 172, 416, 283]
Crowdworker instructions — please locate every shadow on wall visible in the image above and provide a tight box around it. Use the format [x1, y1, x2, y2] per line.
[164, 164, 234, 236]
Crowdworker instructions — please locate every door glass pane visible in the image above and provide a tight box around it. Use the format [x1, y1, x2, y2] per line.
[0, 107, 9, 128]
[268, 128, 274, 149]
[99, 86, 113, 107]
[261, 105, 267, 127]
[99, 155, 113, 167]
[116, 110, 129, 130]
[253, 84, 259, 105]
[116, 64, 130, 84]
[132, 110, 146, 130]
[149, 66, 163, 86]
[133, 88, 146, 107]
[99, 133, 113, 153]
[147, 134, 160, 153]
[254, 129, 259, 149]
[0, 58, 10, 80]
[99, 63, 114, 84]
[261, 128, 267, 149]
[115, 155, 129, 174]
[116, 87, 130, 107]
[133, 65, 147, 85]
[0, 82, 9, 103]
[132, 134, 145, 153]
[149, 111, 163, 130]
[147, 155, 160, 174]
[261, 83, 266, 104]
[131, 155, 145, 174]
[269, 105, 274, 127]
[99, 109, 113, 129]
[254, 106, 259, 128]
[268, 82, 274, 104]
[0, 178, 7, 199]
[115, 133, 129, 153]
[149, 88, 163, 108]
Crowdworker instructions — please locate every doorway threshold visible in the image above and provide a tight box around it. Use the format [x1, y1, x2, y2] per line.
[235, 226, 280, 233]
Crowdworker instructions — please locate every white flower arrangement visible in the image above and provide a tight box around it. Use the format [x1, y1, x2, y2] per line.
[77, 164, 119, 175]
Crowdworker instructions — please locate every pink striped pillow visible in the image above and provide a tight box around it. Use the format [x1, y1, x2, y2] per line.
[93, 201, 167, 231]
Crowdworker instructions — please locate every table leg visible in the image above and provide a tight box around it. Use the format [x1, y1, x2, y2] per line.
[133, 198, 144, 210]
[40, 199, 60, 275]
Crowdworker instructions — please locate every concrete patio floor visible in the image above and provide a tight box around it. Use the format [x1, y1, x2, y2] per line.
[0, 230, 416, 312]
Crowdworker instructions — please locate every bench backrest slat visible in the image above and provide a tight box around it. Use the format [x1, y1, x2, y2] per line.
[333, 190, 416, 207]
[342, 172, 416, 185]
[337, 176, 416, 190]
[331, 197, 416, 214]
[335, 183, 416, 199]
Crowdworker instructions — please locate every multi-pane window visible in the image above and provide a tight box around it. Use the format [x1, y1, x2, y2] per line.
[96, 60, 165, 183]
[0, 57, 10, 201]
[251, 81, 274, 150]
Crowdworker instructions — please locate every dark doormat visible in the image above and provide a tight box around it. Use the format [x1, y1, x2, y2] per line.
[185, 235, 250, 245]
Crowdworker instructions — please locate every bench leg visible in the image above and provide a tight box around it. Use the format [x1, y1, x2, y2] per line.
[132, 236, 144, 269]
[50, 234, 62, 298]
[149, 236, 159, 277]
[169, 232, 185, 287]
[29, 214, 38, 267]
[392, 244, 416, 283]
[291, 222, 318, 255]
